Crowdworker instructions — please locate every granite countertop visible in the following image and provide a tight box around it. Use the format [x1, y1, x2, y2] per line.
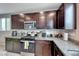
[36, 37, 79, 56]
[5, 36, 22, 39]
[5, 36, 79, 56]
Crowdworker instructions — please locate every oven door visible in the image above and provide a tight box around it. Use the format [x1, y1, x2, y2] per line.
[28, 41, 35, 53]
[20, 40, 35, 53]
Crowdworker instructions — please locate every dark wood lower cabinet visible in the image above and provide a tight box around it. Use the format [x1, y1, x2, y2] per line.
[13, 39, 20, 53]
[5, 38, 20, 53]
[5, 38, 14, 52]
[5, 38, 64, 56]
[35, 40, 51, 56]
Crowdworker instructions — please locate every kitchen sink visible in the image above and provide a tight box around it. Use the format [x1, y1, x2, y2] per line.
[67, 49, 79, 56]
[67, 49, 79, 52]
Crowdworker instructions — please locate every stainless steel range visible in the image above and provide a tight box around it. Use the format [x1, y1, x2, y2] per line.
[20, 36, 35, 55]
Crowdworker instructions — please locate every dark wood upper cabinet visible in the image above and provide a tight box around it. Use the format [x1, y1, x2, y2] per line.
[46, 11, 56, 29]
[25, 13, 39, 29]
[37, 11, 56, 29]
[36, 13, 46, 29]
[64, 3, 76, 29]
[11, 10, 56, 29]
[11, 3, 76, 29]
[56, 4, 65, 29]
[25, 13, 39, 21]
[11, 13, 39, 29]
[11, 15, 24, 29]
[56, 3, 76, 29]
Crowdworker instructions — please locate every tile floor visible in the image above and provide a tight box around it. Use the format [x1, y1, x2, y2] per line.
[0, 45, 34, 56]
[0, 50, 34, 56]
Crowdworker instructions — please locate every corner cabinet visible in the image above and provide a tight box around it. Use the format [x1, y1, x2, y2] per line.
[56, 3, 76, 29]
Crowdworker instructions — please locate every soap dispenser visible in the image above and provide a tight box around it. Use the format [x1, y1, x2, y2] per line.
[63, 33, 68, 41]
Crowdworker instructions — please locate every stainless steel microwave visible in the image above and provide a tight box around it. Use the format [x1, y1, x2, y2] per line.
[24, 21, 36, 29]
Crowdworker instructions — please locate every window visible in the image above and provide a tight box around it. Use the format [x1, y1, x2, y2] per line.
[0, 17, 11, 31]
[65, 4, 74, 29]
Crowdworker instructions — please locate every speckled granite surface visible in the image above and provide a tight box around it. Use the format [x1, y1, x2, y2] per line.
[35, 37, 79, 56]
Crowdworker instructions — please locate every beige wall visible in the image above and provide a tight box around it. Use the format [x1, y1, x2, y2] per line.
[70, 4, 79, 42]
[74, 4, 79, 41]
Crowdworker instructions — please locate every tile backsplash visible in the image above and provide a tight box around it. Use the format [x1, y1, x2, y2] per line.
[11, 29, 76, 38]
[0, 29, 76, 47]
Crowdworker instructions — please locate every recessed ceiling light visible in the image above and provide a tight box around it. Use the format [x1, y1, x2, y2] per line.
[25, 16, 31, 20]
[19, 13, 25, 18]
[40, 16, 45, 19]
[40, 11, 44, 14]
[49, 13, 55, 17]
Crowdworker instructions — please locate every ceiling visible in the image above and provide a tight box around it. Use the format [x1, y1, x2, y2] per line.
[0, 3, 61, 14]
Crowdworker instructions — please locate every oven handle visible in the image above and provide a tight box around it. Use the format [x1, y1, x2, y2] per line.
[20, 40, 35, 43]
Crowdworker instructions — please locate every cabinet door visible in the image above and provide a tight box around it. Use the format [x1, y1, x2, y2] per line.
[64, 3, 76, 29]
[35, 40, 51, 56]
[35, 41, 43, 56]
[56, 3, 76, 29]
[42, 43, 51, 56]
[6, 38, 14, 52]
[13, 39, 20, 53]
[37, 14, 46, 29]
[58, 4, 64, 29]
[46, 12, 56, 29]
[11, 15, 24, 29]
[28, 42, 35, 53]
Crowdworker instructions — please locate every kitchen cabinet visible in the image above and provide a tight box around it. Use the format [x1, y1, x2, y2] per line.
[46, 11, 56, 29]
[25, 13, 39, 29]
[11, 11, 57, 29]
[36, 13, 46, 29]
[11, 15, 24, 29]
[64, 3, 76, 29]
[5, 38, 14, 52]
[56, 3, 76, 29]
[5, 38, 20, 53]
[56, 4, 64, 29]
[35, 40, 51, 56]
[13, 39, 20, 53]
[37, 11, 56, 29]
[11, 13, 39, 29]
[25, 13, 39, 21]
